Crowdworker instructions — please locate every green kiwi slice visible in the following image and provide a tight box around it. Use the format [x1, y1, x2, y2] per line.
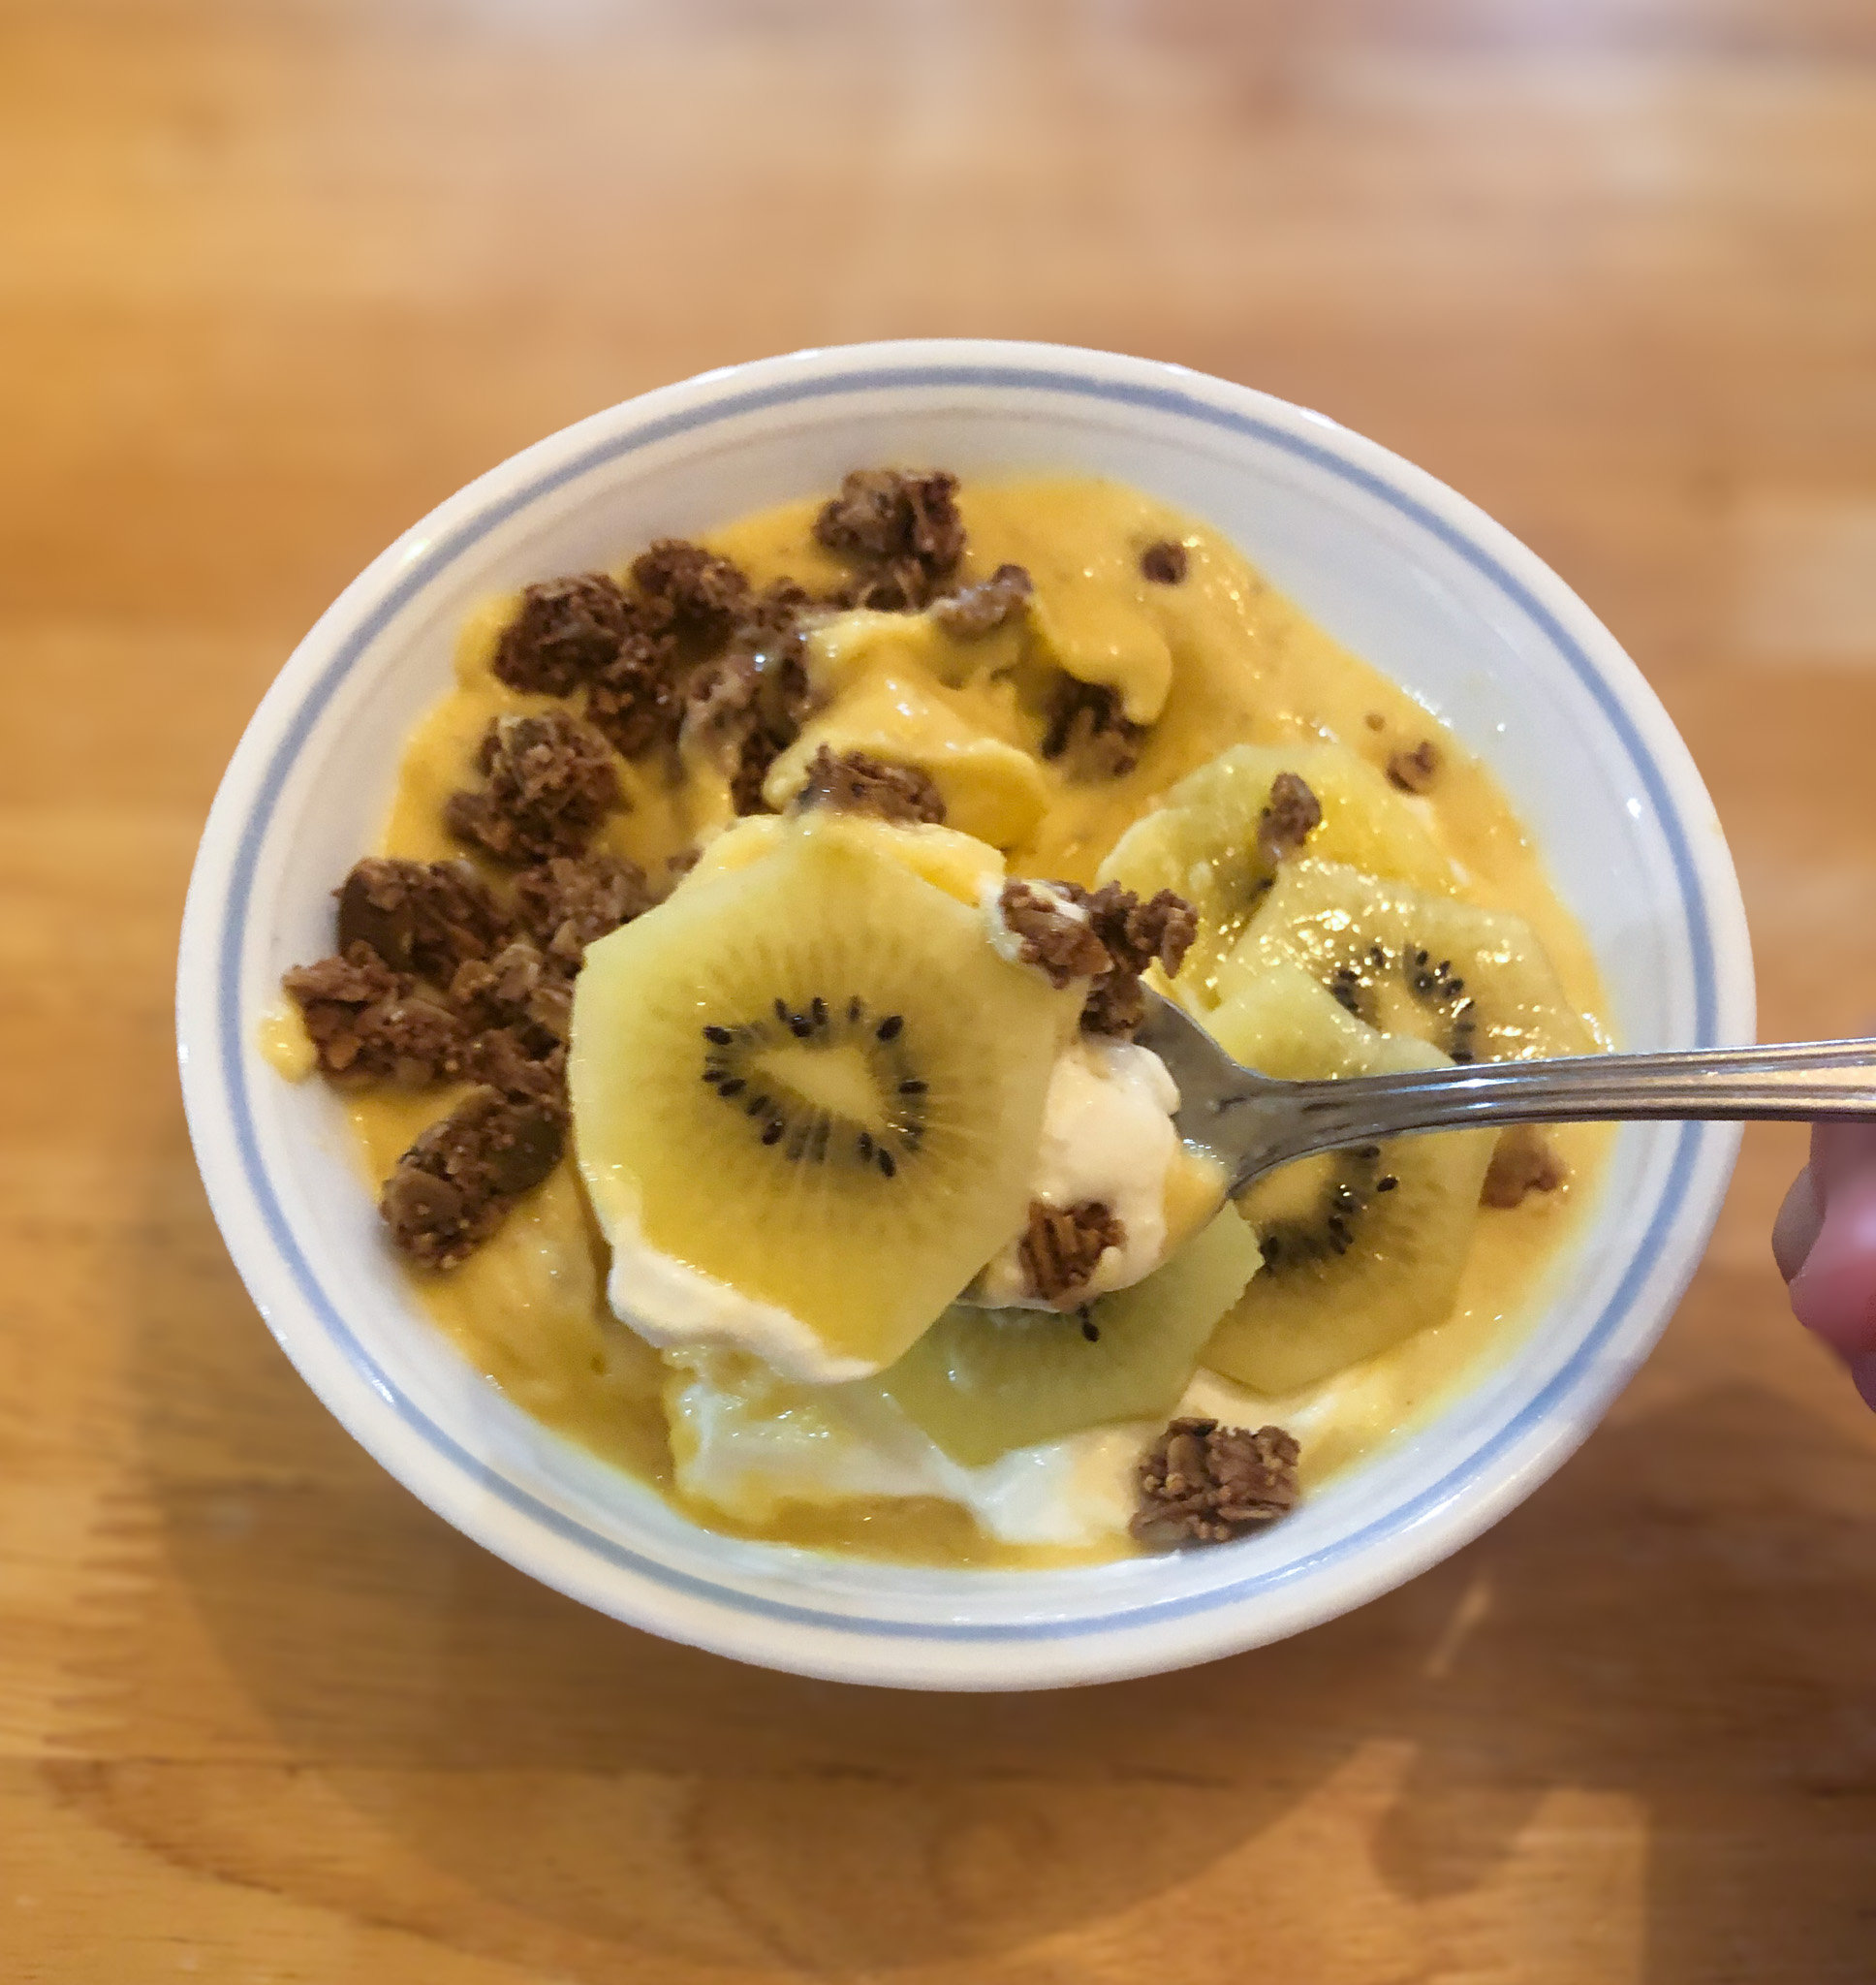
[879, 1210, 1263, 1465]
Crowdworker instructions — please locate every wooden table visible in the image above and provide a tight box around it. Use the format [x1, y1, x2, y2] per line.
[6, 3, 1873, 1978]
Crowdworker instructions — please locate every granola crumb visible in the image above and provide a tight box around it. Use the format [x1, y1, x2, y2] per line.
[792, 744, 947, 826]
[492, 573, 636, 695]
[1131, 1418, 1301, 1546]
[1387, 740, 1441, 794]
[629, 539, 751, 646]
[1018, 1200, 1126, 1304]
[994, 878, 1196, 1034]
[929, 562, 1032, 639]
[585, 628, 684, 759]
[581, 545, 778, 758]
[1140, 540, 1188, 584]
[682, 650, 805, 812]
[815, 468, 965, 611]
[1077, 883, 1198, 1037]
[673, 579, 816, 814]
[449, 939, 573, 1051]
[996, 880, 1111, 989]
[511, 851, 654, 967]
[1040, 677, 1148, 780]
[282, 945, 467, 1085]
[1481, 1125, 1568, 1209]
[462, 1027, 567, 1112]
[335, 857, 510, 980]
[1256, 771, 1323, 862]
[380, 1086, 567, 1270]
[444, 710, 624, 864]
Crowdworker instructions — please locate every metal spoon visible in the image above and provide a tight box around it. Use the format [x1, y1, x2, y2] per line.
[1132, 990, 1876, 1195]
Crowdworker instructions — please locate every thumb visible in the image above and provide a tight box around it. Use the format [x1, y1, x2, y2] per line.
[1787, 1123, 1876, 1361]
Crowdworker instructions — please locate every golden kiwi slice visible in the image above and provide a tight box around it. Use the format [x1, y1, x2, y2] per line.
[570, 822, 1077, 1371]
[1224, 860, 1596, 1064]
[1201, 962, 1493, 1393]
[681, 809, 1008, 907]
[880, 1208, 1264, 1466]
[1096, 742, 1455, 1006]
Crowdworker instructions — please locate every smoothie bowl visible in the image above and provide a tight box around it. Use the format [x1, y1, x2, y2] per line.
[175, 340, 1752, 1689]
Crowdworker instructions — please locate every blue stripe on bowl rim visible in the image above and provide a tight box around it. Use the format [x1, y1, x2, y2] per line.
[215, 359, 1718, 1643]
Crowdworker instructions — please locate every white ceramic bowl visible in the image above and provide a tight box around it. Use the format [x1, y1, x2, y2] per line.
[176, 339, 1752, 1690]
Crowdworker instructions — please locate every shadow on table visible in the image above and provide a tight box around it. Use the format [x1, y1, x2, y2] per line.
[60, 1111, 1876, 1980]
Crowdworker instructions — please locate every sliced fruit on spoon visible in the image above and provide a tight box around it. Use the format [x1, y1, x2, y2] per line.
[570, 816, 1079, 1374]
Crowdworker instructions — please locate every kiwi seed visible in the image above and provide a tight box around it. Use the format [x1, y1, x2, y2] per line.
[1256, 1146, 1396, 1271]
[698, 1004, 928, 1176]
[1327, 945, 1479, 1063]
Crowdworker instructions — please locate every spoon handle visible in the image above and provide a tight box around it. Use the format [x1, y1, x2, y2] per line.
[1235, 1037, 1876, 1180]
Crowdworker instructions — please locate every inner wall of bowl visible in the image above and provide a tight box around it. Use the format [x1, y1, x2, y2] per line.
[239, 368, 1714, 1631]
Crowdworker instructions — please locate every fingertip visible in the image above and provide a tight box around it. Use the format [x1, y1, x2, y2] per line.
[1789, 1171, 1876, 1358]
[1770, 1164, 1822, 1282]
[1855, 1354, 1876, 1414]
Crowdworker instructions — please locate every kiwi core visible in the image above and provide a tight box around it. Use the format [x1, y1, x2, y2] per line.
[1248, 1144, 1391, 1269]
[1329, 945, 1478, 1062]
[703, 999, 927, 1177]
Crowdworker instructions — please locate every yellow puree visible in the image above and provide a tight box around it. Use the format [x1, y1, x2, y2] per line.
[322, 478, 1610, 1567]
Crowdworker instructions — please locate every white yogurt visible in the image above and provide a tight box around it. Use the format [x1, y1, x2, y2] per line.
[973, 1035, 1183, 1306]
[666, 1350, 1151, 1547]
[666, 1354, 1312, 1549]
[599, 1190, 879, 1387]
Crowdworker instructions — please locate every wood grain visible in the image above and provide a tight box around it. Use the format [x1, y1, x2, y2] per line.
[3, 2, 1873, 1978]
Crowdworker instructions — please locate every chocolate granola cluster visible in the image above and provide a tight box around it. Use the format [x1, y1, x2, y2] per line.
[996, 878, 1198, 1038]
[283, 851, 647, 1265]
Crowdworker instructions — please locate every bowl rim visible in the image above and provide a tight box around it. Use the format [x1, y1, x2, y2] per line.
[176, 337, 1754, 1689]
